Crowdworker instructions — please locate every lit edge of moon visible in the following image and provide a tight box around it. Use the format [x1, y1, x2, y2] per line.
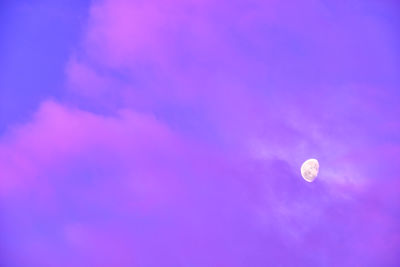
[301, 159, 319, 182]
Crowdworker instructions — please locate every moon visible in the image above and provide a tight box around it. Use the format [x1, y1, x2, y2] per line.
[301, 159, 319, 182]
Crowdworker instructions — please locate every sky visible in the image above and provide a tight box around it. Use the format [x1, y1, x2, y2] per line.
[0, 0, 399, 266]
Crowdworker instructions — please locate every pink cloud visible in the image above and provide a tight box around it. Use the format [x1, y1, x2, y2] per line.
[1, 0, 399, 265]
[84, 0, 189, 67]
[0, 100, 184, 205]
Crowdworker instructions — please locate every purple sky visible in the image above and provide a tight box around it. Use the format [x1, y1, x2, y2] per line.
[1, 0, 400, 266]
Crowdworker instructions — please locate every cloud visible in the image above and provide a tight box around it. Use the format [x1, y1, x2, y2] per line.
[1, 0, 399, 265]
[1, 99, 399, 264]
[0, 100, 182, 198]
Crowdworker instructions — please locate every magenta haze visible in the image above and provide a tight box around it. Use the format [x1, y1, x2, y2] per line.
[0, 0, 399, 266]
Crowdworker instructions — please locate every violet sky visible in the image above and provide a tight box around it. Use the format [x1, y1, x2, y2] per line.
[1, 0, 399, 266]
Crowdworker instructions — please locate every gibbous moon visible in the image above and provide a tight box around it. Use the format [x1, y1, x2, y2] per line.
[301, 159, 319, 182]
